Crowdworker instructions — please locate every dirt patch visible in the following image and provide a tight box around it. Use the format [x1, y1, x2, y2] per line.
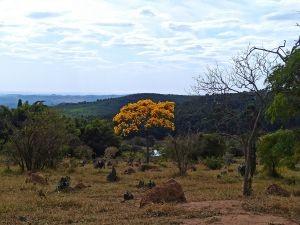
[179, 200, 298, 225]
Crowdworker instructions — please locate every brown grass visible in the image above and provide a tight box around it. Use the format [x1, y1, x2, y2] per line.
[0, 160, 299, 225]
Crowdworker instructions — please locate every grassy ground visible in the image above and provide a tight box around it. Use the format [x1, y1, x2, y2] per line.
[0, 159, 299, 225]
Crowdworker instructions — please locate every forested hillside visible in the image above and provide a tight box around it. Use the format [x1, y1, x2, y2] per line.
[56, 92, 299, 135]
[56, 93, 197, 119]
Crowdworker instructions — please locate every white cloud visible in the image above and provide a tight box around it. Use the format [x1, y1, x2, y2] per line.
[0, 0, 299, 93]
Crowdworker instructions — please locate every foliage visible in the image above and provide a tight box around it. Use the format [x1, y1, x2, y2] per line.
[203, 156, 223, 170]
[56, 93, 299, 136]
[113, 99, 175, 136]
[8, 104, 69, 171]
[257, 129, 300, 177]
[266, 49, 300, 123]
[163, 134, 197, 175]
[81, 119, 120, 156]
[186, 133, 226, 161]
[72, 145, 93, 160]
[113, 99, 175, 163]
[0, 106, 13, 151]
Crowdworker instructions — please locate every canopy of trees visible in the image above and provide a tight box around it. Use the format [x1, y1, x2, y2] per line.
[266, 49, 300, 123]
[80, 119, 120, 156]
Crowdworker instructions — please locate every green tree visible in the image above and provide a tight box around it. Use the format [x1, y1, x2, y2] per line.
[17, 99, 23, 108]
[81, 119, 120, 156]
[0, 106, 13, 151]
[196, 133, 226, 159]
[266, 49, 300, 123]
[9, 104, 69, 171]
[257, 129, 299, 177]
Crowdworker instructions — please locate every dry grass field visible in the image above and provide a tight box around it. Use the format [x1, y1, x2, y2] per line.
[0, 159, 299, 225]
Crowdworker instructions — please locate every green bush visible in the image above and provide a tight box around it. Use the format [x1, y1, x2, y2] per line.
[203, 157, 223, 170]
[258, 129, 300, 177]
[190, 133, 226, 160]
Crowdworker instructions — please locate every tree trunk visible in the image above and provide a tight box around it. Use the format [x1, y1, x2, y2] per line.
[243, 110, 261, 196]
[146, 131, 150, 164]
[243, 145, 254, 196]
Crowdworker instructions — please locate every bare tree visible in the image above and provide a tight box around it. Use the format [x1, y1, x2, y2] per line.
[164, 134, 197, 176]
[193, 48, 275, 195]
[249, 23, 300, 63]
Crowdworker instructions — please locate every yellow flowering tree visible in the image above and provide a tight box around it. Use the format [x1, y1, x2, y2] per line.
[113, 99, 175, 163]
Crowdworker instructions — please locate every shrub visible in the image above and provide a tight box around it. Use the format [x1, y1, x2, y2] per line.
[258, 129, 300, 177]
[203, 157, 223, 170]
[73, 145, 93, 159]
[190, 133, 226, 160]
[164, 134, 197, 175]
[104, 146, 119, 159]
[8, 105, 68, 171]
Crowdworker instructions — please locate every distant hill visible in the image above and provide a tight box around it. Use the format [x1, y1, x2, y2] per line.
[56, 93, 197, 118]
[0, 94, 121, 108]
[56, 92, 299, 134]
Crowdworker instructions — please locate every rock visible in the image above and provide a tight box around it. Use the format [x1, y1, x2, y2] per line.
[93, 159, 105, 169]
[237, 164, 245, 176]
[124, 167, 135, 175]
[123, 191, 134, 201]
[107, 167, 118, 182]
[18, 216, 28, 222]
[140, 179, 186, 207]
[56, 176, 72, 192]
[26, 172, 48, 185]
[266, 184, 290, 197]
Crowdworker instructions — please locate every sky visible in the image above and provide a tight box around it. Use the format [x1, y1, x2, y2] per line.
[0, 0, 299, 95]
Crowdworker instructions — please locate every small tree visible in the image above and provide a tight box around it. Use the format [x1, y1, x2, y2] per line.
[258, 129, 299, 176]
[9, 105, 68, 171]
[81, 119, 120, 156]
[113, 99, 175, 163]
[164, 134, 196, 175]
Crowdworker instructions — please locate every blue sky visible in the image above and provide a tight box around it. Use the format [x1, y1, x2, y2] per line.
[0, 0, 299, 94]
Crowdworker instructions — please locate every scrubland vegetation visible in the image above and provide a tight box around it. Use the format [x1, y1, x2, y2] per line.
[0, 34, 299, 224]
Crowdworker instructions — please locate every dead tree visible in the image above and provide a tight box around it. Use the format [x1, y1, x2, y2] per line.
[249, 23, 300, 63]
[193, 48, 274, 196]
